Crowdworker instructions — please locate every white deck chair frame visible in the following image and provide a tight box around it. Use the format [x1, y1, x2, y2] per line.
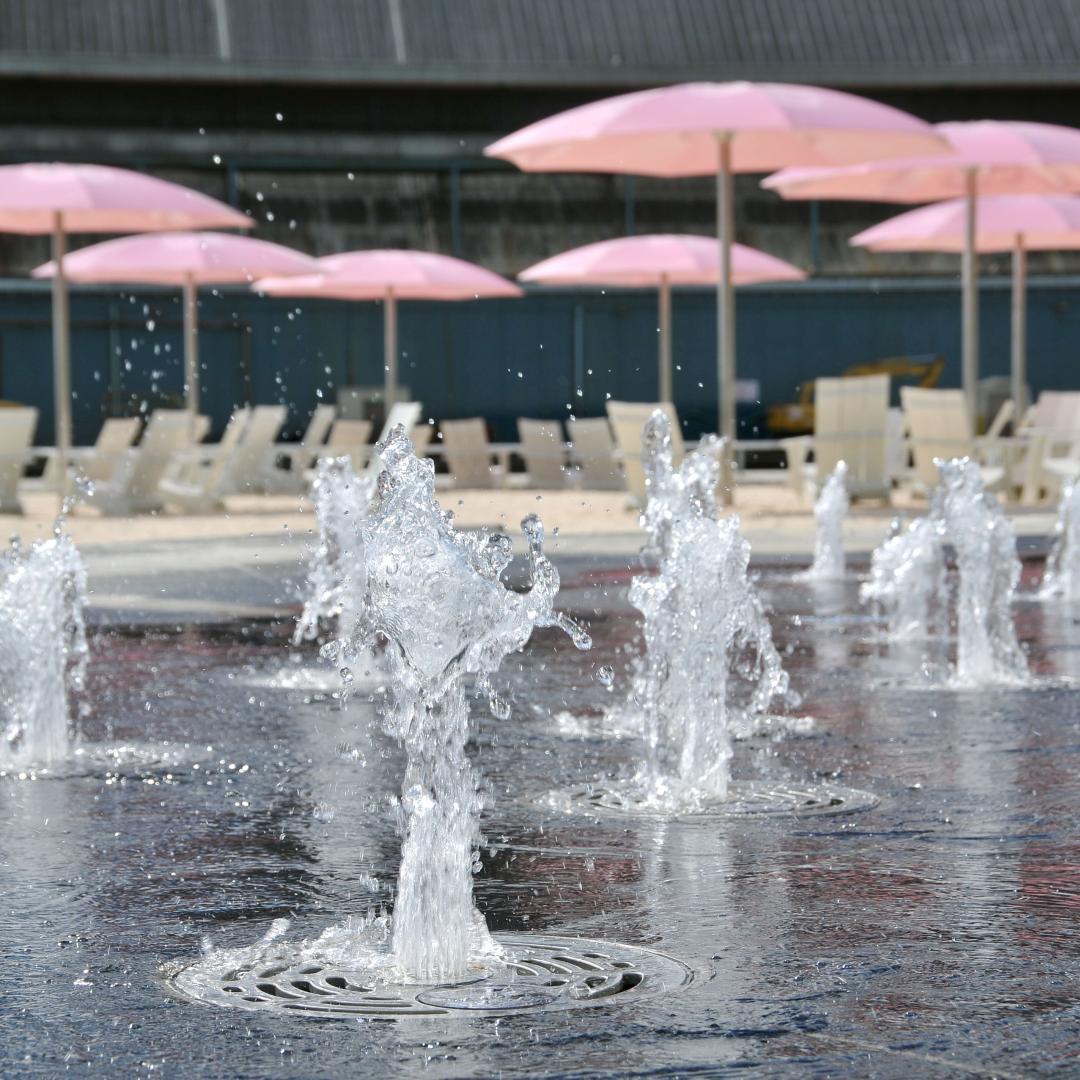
[517, 419, 566, 488]
[87, 410, 193, 515]
[567, 417, 622, 491]
[441, 418, 499, 489]
[0, 407, 38, 514]
[605, 401, 683, 505]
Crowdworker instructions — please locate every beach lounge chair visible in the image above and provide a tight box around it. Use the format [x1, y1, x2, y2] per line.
[158, 408, 252, 513]
[605, 401, 683, 505]
[218, 405, 287, 495]
[85, 409, 193, 515]
[782, 375, 891, 501]
[317, 419, 373, 471]
[1017, 391, 1080, 502]
[567, 417, 622, 491]
[0, 407, 37, 513]
[441, 419, 501, 488]
[265, 405, 336, 492]
[73, 417, 143, 485]
[900, 386, 1008, 494]
[517, 419, 566, 488]
[378, 401, 424, 446]
[26, 415, 143, 495]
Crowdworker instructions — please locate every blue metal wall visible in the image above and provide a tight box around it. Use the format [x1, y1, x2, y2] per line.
[2, 276, 1079, 444]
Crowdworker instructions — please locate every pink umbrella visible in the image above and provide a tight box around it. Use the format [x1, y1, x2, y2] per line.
[485, 82, 944, 442]
[34, 232, 317, 423]
[763, 121, 1080, 418]
[0, 162, 249, 481]
[519, 234, 804, 402]
[256, 250, 522, 406]
[852, 194, 1080, 414]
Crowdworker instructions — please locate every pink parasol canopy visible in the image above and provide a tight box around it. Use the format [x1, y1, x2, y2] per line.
[851, 194, 1080, 414]
[763, 121, 1080, 418]
[0, 162, 250, 484]
[34, 232, 317, 421]
[520, 234, 804, 401]
[485, 82, 943, 177]
[486, 82, 944, 446]
[256, 250, 523, 405]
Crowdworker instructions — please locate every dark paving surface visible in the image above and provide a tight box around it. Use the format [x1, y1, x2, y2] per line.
[3, 556, 1080, 1076]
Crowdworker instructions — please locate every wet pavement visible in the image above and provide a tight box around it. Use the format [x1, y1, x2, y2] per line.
[3, 560, 1080, 1076]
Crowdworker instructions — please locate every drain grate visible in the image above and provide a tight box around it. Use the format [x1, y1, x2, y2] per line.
[576, 779, 878, 818]
[165, 934, 691, 1020]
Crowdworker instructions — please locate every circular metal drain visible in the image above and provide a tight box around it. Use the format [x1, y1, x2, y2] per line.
[165, 934, 691, 1020]
[576, 779, 878, 818]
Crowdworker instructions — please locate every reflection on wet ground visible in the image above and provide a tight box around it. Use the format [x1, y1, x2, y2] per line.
[4, 562, 1080, 1075]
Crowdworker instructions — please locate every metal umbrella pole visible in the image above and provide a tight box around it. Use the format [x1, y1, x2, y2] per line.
[50, 210, 71, 495]
[383, 286, 398, 409]
[961, 168, 979, 424]
[1010, 232, 1027, 418]
[658, 272, 673, 403]
[182, 272, 200, 435]
[716, 132, 736, 500]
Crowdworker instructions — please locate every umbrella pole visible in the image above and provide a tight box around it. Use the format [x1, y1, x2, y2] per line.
[962, 168, 979, 425]
[658, 272, 673, 403]
[384, 287, 398, 410]
[716, 132, 735, 501]
[51, 211, 71, 499]
[1011, 233, 1027, 420]
[182, 274, 199, 436]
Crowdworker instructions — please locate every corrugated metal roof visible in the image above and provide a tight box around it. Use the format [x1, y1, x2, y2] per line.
[0, 0, 1078, 87]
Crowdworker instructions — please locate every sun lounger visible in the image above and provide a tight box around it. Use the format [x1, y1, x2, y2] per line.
[900, 386, 1009, 494]
[0, 407, 37, 513]
[158, 408, 252, 513]
[567, 417, 622, 491]
[440, 418, 502, 488]
[316, 419, 373, 471]
[216, 405, 287, 495]
[85, 409, 193, 515]
[782, 375, 891, 501]
[265, 404, 336, 492]
[517, 419, 566, 488]
[605, 401, 683, 505]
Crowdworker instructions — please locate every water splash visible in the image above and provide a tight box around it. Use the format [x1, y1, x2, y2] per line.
[294, 456, 377, 644]
[0, 531, 88, 767]
[628, 411, 789, 810]
[326, 425, 589, 981]
[938, 458, 1028, 687]
[1040, 480, 1080, 600]
[861, 513, 946, 640]
[862, 458, 1027, 686]
[797, 461, 848, 581]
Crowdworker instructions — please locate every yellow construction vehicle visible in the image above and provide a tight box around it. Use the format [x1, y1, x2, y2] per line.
[765, 354, 945, 436]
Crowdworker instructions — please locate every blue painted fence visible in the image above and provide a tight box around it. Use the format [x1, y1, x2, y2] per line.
[1, 275, 1078, 444]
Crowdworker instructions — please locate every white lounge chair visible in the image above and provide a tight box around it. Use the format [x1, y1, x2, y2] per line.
[158, 408, 252, 513]
[1017, 391, 1080, 502]
[218, 405, 287, 495]
[782, 375, 892, 501]
[265, 405, 336, 492]
[605, 401, 683, 505]
[317, 419, 373, 471]
[378, 401, 424, 446]
[440, 419, 501, 488]
[517, 419, 566, 488]
[900, 386, 1009, 495]
[0, 407, 38, 514]
[567, 417, 623, 491]
[26, 415, 144, 497]
[85, 409, 193, 515]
